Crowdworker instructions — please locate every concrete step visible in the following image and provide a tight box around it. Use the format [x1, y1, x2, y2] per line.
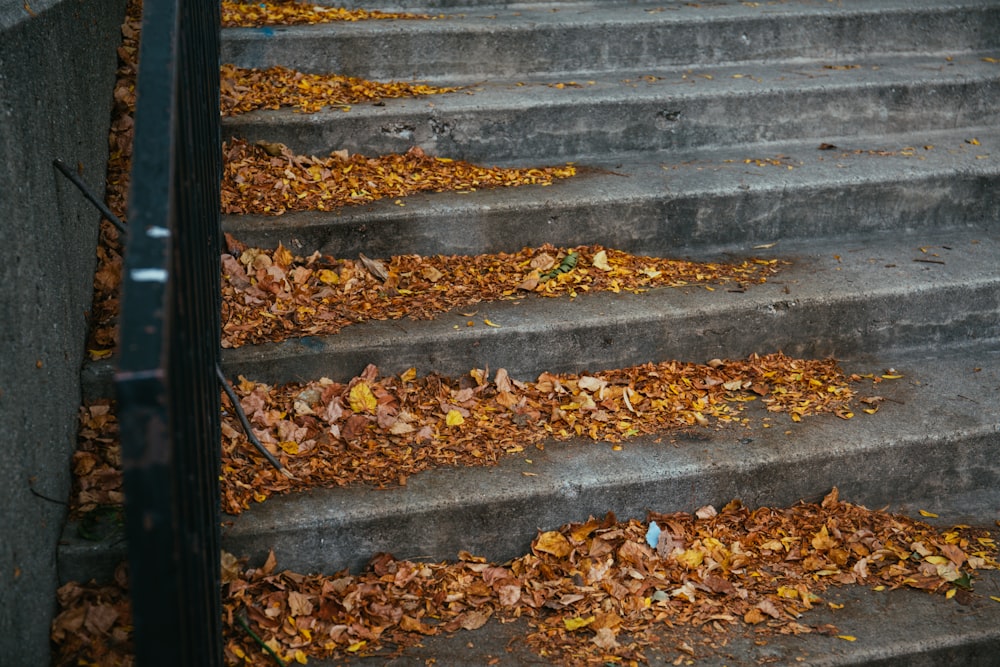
[301, 563, 1000, 665]
[221, 126, 1000, 260]
[311, 567, 1000, 666]
[221, 0, 1000, 83]
[220, 342, 1000, 576]
[215, 227, 999, 386]
[59, 343, 1000, 583]
[79, 225, 999, 400]
[220, 52, 1000, 163]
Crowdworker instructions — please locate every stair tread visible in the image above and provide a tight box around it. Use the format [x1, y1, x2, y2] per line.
[313, 568, 1000, 665]
[210, 342, 1000, 591]
[217, 226, 999, 384]
[221, 0, 1000, 82]
[221, 51, 1000, 161]
[60, 344, 1000, 581]
[221, 125, 1000, 257]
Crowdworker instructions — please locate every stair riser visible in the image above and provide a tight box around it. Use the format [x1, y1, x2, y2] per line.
[221, 280, 1000, 385]
[222, 76, 1000, 162]
[223, 172, 1000, 259]
[218, 427, 1000, 574]
[221, 6, 1000, 81]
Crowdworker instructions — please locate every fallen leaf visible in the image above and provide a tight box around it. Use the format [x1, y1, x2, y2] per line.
[348, 382, 377, 414]
[592, 249, 612, 271]
[564, 615, 595, 631]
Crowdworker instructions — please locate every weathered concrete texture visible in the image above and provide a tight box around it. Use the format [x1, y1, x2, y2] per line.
[319, 569, 1000, 665]
[232, 346, 1000, 575]
[221, 126, 1000, 259]
[0, 0, 124, 663]
[221, 53, 1000, 162]
[60, 344, 1000, 585]
[221, 0, 1000, 82]
[211, 227, 999, 386]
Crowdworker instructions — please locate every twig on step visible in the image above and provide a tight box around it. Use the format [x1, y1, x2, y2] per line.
[217, 364, 295, 479]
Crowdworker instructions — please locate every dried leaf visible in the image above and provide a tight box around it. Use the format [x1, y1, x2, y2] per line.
[592, 249, 612, 271]
[534, 531, 573, 558]
[348, 382, 377, 414]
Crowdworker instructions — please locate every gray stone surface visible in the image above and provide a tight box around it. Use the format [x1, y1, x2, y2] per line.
[56, 1, 1000, 664]
[225, 346, 1000, 576]
[212, 227, 999, 385]
[221, 0, 1000, 82]
[220, 126, 1000, 259]
[0, 0, 124, 663]
[61, 344, 1000, 586]
[222, 53, 1000, 162]
[318, 568, 1000, 665]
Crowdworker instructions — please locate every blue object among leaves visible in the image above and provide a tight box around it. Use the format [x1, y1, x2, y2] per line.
[645, 521, 661, 549]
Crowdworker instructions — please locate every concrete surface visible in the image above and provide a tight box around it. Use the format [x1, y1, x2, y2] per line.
[225, 346, 1000, 576]
[221, 53, 1000, 162]
[323, 568, 1000, 665]
[208, 227, 999, 386]
[61, 344, 1000, 583]
[0, 0, 125, 663]
[220, 126, 1000, 259]
[221, 0, 1000, 82]
[56, 2, 1000, 665]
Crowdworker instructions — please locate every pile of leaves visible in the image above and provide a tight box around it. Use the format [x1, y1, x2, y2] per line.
[221, 139, 577, 215]
[54, 492, 997, 667]
[71, 401, 123, 517]
[51, 564, 133, 667]
[220, 354, 858, 512]
[86, 0, 140, 360]
[221, 240, 780, 347]
[220, 64, 461, 116]
[70, 353, 860, 517]
[221, 1, 433, 28]
[229, 491, 995, 665]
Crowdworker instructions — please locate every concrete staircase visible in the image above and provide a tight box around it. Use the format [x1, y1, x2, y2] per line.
[69, 0, 1000, 663]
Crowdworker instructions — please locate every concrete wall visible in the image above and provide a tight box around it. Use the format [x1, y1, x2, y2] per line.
[0, 0, 125, 662]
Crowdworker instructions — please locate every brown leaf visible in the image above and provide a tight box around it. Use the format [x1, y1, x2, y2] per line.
[534, 531, 573, 558]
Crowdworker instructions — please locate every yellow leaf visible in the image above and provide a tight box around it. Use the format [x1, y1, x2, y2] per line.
[990, 596, 1000, 603]
[348, 382, 377, 414]
[676, 548, 704, 569]
[946, 588, 957, 599]
[837, 635, 857, 642]
[919, 510, 939, 518]
[967, 138, 981, 145]
[924, 555, 949, 565]
[446, 410, 465, 426]
[280, 441, 299, 455]
[776, 586, 799, 599]
[592, 249, 612, 271]
[881, 374, 904, 379]
[564, 615, 596, 631]
[483, 318, 501, 328]
[400, 367, 417, 383]
[317, 269, 339, 285]
[346, 641, 366, 652]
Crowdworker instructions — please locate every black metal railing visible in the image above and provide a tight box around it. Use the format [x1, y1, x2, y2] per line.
[116, 1, 222, 664]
